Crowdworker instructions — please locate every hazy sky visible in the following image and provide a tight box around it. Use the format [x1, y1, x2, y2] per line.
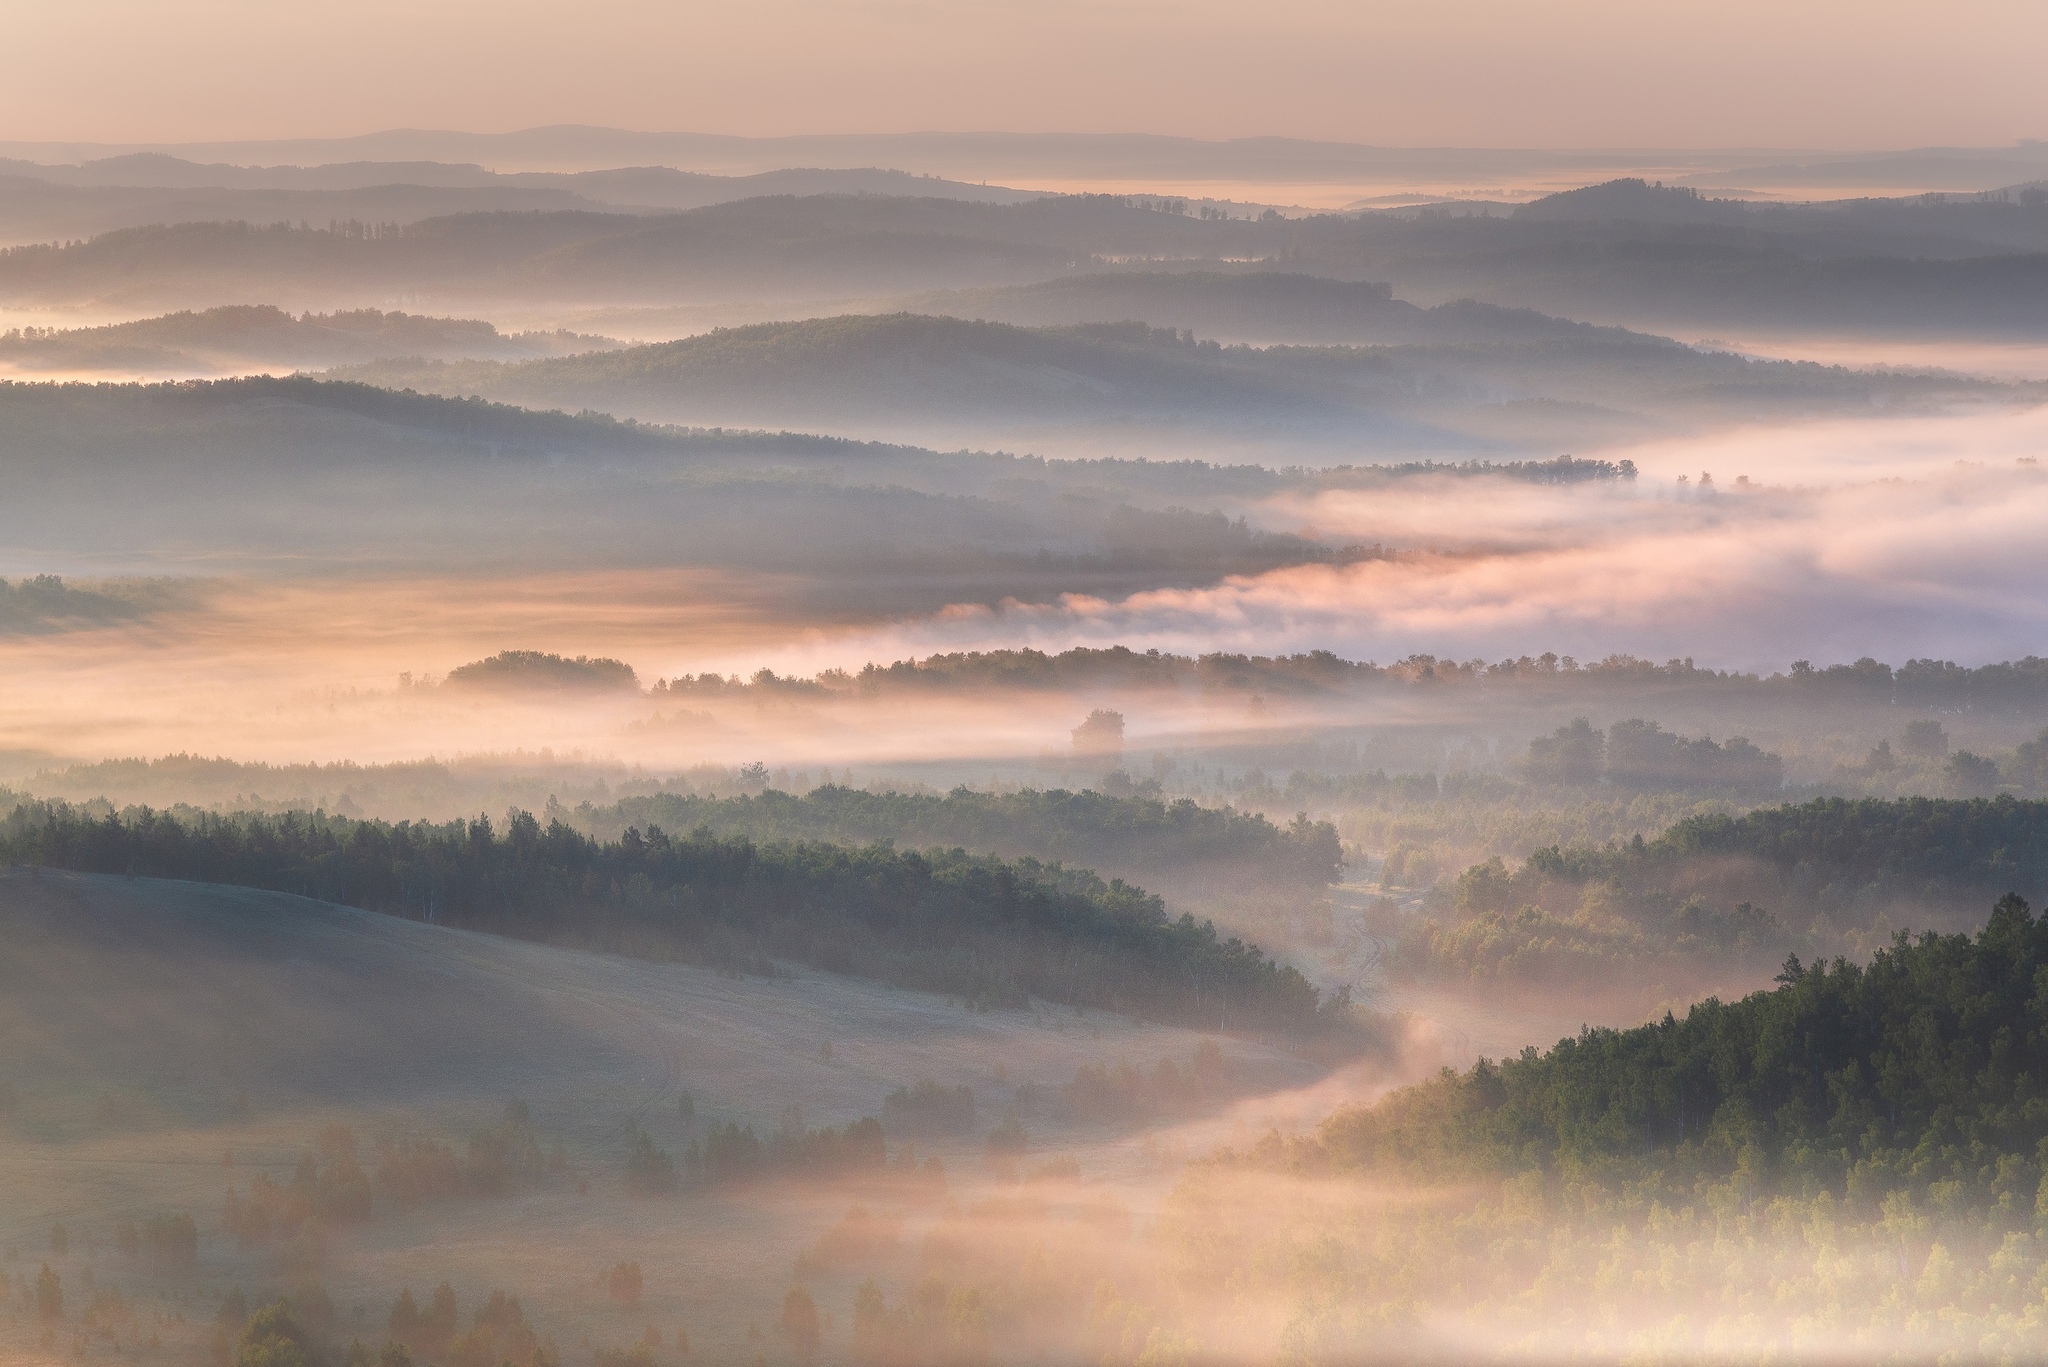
[3, 0, 2042, 150]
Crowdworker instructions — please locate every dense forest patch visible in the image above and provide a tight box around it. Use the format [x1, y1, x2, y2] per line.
[1332, 893, 2048, 1198]
[1391, 795, 2048, 988]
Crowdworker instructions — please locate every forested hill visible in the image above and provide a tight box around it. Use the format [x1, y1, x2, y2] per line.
[0, 373, 1603, 492]
[1523, 795, 2048, 909]
[330, 312, 2016, 434]
[0, 801, 1342, 1039]
[573, 785, 1342, 887]
[0, 376, 1585, 588]
[332, 314, 1364, 426]
[1320, 892, 2048, 1211]
[1400, 795, 2048, 992]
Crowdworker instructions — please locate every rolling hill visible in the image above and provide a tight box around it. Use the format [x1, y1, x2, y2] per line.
[0, 196, 1209, 311]
[0, 304, 615, 374]
[0, 153, 1044, 204]
[0, 375, 1361, 605]
[333, 314, 1369, 429]
[328, 311, 2028, 453]
[1, 863, 1302, 1112]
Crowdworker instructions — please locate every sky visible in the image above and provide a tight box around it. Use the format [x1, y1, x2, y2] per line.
[2, 0, 2043, 150]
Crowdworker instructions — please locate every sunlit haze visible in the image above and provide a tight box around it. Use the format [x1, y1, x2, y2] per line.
[4, 4, 2048, 1366]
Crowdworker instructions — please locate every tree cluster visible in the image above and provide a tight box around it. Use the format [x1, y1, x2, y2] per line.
[1525, 716, 1784, 794]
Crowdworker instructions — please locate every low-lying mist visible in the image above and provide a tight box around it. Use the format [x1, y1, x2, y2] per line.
[797, 407, 2048, 675]
[0, 380, 2041, 772]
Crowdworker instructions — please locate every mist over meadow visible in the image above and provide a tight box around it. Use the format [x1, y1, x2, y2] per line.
[5, 8, 2048, 1363]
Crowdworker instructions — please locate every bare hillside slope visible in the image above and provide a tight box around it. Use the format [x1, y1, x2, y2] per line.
[0, 867, 1317, 1144]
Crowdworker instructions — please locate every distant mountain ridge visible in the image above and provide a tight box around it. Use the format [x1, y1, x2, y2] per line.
[0, 153, 1046, 204]
[0, 159, 1048, 246]
[8, 126, 2044, 192]
[0, 304, 615, 373]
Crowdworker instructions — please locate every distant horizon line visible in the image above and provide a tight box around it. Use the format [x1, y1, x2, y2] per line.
[7, 124, 2046, 157]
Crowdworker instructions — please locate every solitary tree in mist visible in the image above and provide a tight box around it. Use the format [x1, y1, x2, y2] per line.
[1901, 718, 1950, 759]
[34, 1264, 60, 1322]
[986, 1113, 1029, 1157]
[605, 1262, 642, 1308]
[1526, 717, 1603, 786]
[2010, 730, 2048, 792]
[780, 1287, 821, 1363]
[1071, 709, 1126, 764]
[1947, 750, 2001, 798]
[444, 650, 639, 694]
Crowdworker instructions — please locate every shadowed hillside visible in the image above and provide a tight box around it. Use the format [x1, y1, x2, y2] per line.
[328, 312, 2031, 453]
[0, 376, 1362, 594]
[0, 800, 1352, 1035]
[0, 866, 1325, 1131]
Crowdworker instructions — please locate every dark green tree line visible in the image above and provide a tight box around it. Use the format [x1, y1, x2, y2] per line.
[0, 800, 1332, 1035]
